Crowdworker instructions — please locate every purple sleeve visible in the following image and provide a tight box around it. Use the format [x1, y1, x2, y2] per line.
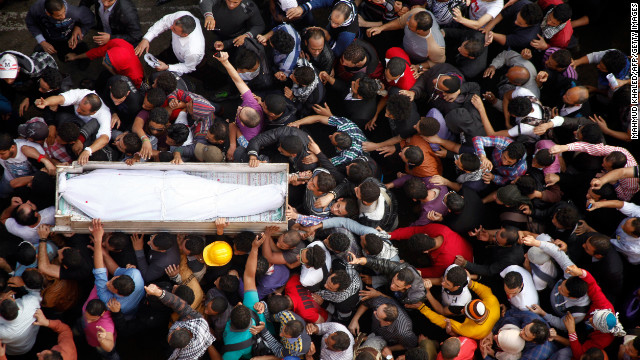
[392, 174, 413, 188]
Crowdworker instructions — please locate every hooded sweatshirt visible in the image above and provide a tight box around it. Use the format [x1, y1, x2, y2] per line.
[85, 39, 144, 88]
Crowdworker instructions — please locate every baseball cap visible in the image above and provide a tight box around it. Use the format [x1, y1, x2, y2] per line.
[18, 118, 49, 141]
[0, 54, 19, 79]
[194, 142, 223, 162]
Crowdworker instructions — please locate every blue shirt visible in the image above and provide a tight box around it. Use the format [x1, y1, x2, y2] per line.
[93, 267, 145, 316]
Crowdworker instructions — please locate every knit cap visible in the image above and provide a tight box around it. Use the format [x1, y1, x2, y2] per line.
[464, 299, 487, 321]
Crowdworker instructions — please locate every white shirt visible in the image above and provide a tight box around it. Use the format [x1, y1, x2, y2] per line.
[507, 115, 564, 138]
[469, 0, 503, 21]
[61, 89, 112, 140]
[441, 285, 472, 308]
[300, 241, 332, 288]
[0, 290, 42, 355]
[559, 104, 582, 116]
[5, 206, 56, 244]
[500, 265, 539, 311]
[143, 11, 205, 75]
[613, 213, 640, 265]
[0, 139, 44, 181]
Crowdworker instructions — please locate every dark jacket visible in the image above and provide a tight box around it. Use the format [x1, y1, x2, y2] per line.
[26, 0, 95, 42]
[200, 0, 265, 48]
[81, 0, 142, 45]
[444, 186, 485, 235]
[363, 257, 426, 304]
[241, 38, 274, 92]
[328, 76, 377, 129]
[357, 177, 398, 232]
[100, 75, 143, 130]
[246, 126, 317, 172]
[443, 28, 488, 80]
[464, 243, 525, 277]
[335, 39, 384, 81]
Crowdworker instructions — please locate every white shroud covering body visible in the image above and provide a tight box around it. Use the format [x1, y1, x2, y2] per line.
[59, 169, 286, 221]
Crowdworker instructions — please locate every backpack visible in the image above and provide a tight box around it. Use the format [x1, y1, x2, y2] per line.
[223, 311, 272, 357]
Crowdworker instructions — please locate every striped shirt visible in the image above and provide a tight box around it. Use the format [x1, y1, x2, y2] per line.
[317, 322, 354, 360]
[544, 47, 578, 80]
[566, 142, 639, 201]
[472, 136, 527, 185]
[272, 24, 301, 76]
[315, 264, 362, 303]
[261, 310, 311, 357]
[328, 116, 368, 166]
[365, 297, 418, 349]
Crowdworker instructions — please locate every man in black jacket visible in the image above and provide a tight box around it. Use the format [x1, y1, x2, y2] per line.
[81, 0, 143, 46]
[246, 126, 317, 172]
[319, 72, 379, 129]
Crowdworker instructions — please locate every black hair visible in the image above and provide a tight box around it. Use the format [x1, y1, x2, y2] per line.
[555, 206, 580, 229]
[174, 284, 195, 305]
[504, 271, 523, 289]
[516, 175, 537, 196]
[550, 49, 572, 69]
[281, 230, 303, 247]
[565, 276, 588, 298]
[168, 328, 192, 349]
[43, 350, 63, 360]
[386, 93, 411, 120]
[395, 267, 415, 285]
[108, 232, 129, 251]
[387, 57, 406, 77]
[153, 71, 178, 94]
[606, 151, 627, 169]
[234, 231, 256, 253]
[358, 77, 379, 99]
[587, 234, 611, 256]
[22, 269, 43, 290]
[441, 76, 461, 93]
[444, 192, 464, 212]
[343, 43, 366, 63]
[219, 274, 240, 293]
[85, 93, 102, 112]
[86, 298, 107, 316]
[167, 124, 189, 145]
[330, 333, 351, 352]
[347, 160, 372, 184]
[41, 68, 63, 90]
[520, 3, 544, 26]
[601, 50, 627, 74]
[209, 296, 229, 313]
[13, 205, 38, 226]
[158, 151, 174, 162]
[363, 234, 383, 255]
[264, 94, 287, 115]
[271, 30, 295, 54]
[505, 141, 526, 161]
[404, 146, 424, 166]
[459, 153, 480, 171]
[446, 265, 467, 287]
[209, 118, 229, 143]
[508, 96, 533, 117]
[230, 304, 252, 329]
[122, 133, 142, 154]
[579, 123, 603, 144]
[628, 218, 640, 237]
[581, 348, 606, 360]
[58, 122, 80, 143]
[146, 87, 168, 107]
[316, 172, 337, 193]
[413, 10, 433, 31]
[329, 269, 351, 291]
[529, 319, 550, 344]
[417, 117, 440, 137]
[17, 242, 36, 265]
[535, 149, 555, 167]
[256, 256, 269, 277]
[184, 235, 205, 255]
[153, 233, 175, 251]
[305, 245, 326, 269]
[463, 32, 485, 58]
[332, 2, 352, 22]
[551, 3, 572, 23]
[0, 299, 19, 321]
[235, 48, 260, 70]
[44, 0, 64, 13]
[266, 295, 291, 314]
[280, 135, 303, 154]
[293, 66, 315, 86]
[333, 131, 352, 150]
[501, 225, 520, 246]
[284, 320, 304, 337]
[343, 198, 359, 218]
[359, 181, 381, 203]
[175, 15, 196, 35]
[113, 275, 135, 296]
[303, 27, 325, 42]
[0, 133, 14, 151]
[592, 183, 617, 200]
[61, 248, 83, 269]
[327, 233, 350, 253]
[149, 107, 170, 126]
[404, 177, 428, 200]
[110, 79, 130, 99]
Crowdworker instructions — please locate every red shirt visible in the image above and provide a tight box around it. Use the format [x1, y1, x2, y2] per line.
[436, 336, 477, 360]
[86, 39, 144, 88]
[390, 223, 473, 278]
[536, 0, 573, 49]
[384, 47, 416, 90]
[284, 274, 328, 324]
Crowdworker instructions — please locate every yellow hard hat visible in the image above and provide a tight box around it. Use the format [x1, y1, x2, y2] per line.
[203, 241, 232, 266]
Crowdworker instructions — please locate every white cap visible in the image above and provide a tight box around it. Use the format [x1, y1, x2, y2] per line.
[0, 54, 18, 79]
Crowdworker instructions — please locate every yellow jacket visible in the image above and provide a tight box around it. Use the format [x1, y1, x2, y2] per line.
[418, 281, 500, 340]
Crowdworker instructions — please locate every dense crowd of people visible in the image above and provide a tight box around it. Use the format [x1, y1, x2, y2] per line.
[0, 0, 637, 358]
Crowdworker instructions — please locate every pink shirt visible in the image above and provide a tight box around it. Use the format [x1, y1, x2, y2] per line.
[235, 90, 264, 141]
[82, 287, 116, 348]
[536, 140, 561, 174]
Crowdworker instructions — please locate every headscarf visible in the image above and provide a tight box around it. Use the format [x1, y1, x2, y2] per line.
[591, 309, 626, 337]
[331, 0, 357, 27]
[540, 8, 567, 40]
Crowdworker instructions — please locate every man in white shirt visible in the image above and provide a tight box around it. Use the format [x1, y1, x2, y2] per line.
[134, 11, 205, 76]
[0, 272, 42, 355]
[0, 134, 55, 197]
[500, 265, 539, 311]
[1, 197, 55, 244]
[306, 322, 354, 360]
[35, 89, 113, 165]
[299, 241, 332, 290]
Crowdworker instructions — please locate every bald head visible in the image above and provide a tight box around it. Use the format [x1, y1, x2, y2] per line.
[440, 337, 461, 360]
[563, 86, 589, 106]
[507, 66, 530, 86]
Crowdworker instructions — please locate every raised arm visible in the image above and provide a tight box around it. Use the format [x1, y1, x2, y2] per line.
[215, 52, 250, 95]
[36, 225, 60, 279]
[244, 232, 265, 292]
